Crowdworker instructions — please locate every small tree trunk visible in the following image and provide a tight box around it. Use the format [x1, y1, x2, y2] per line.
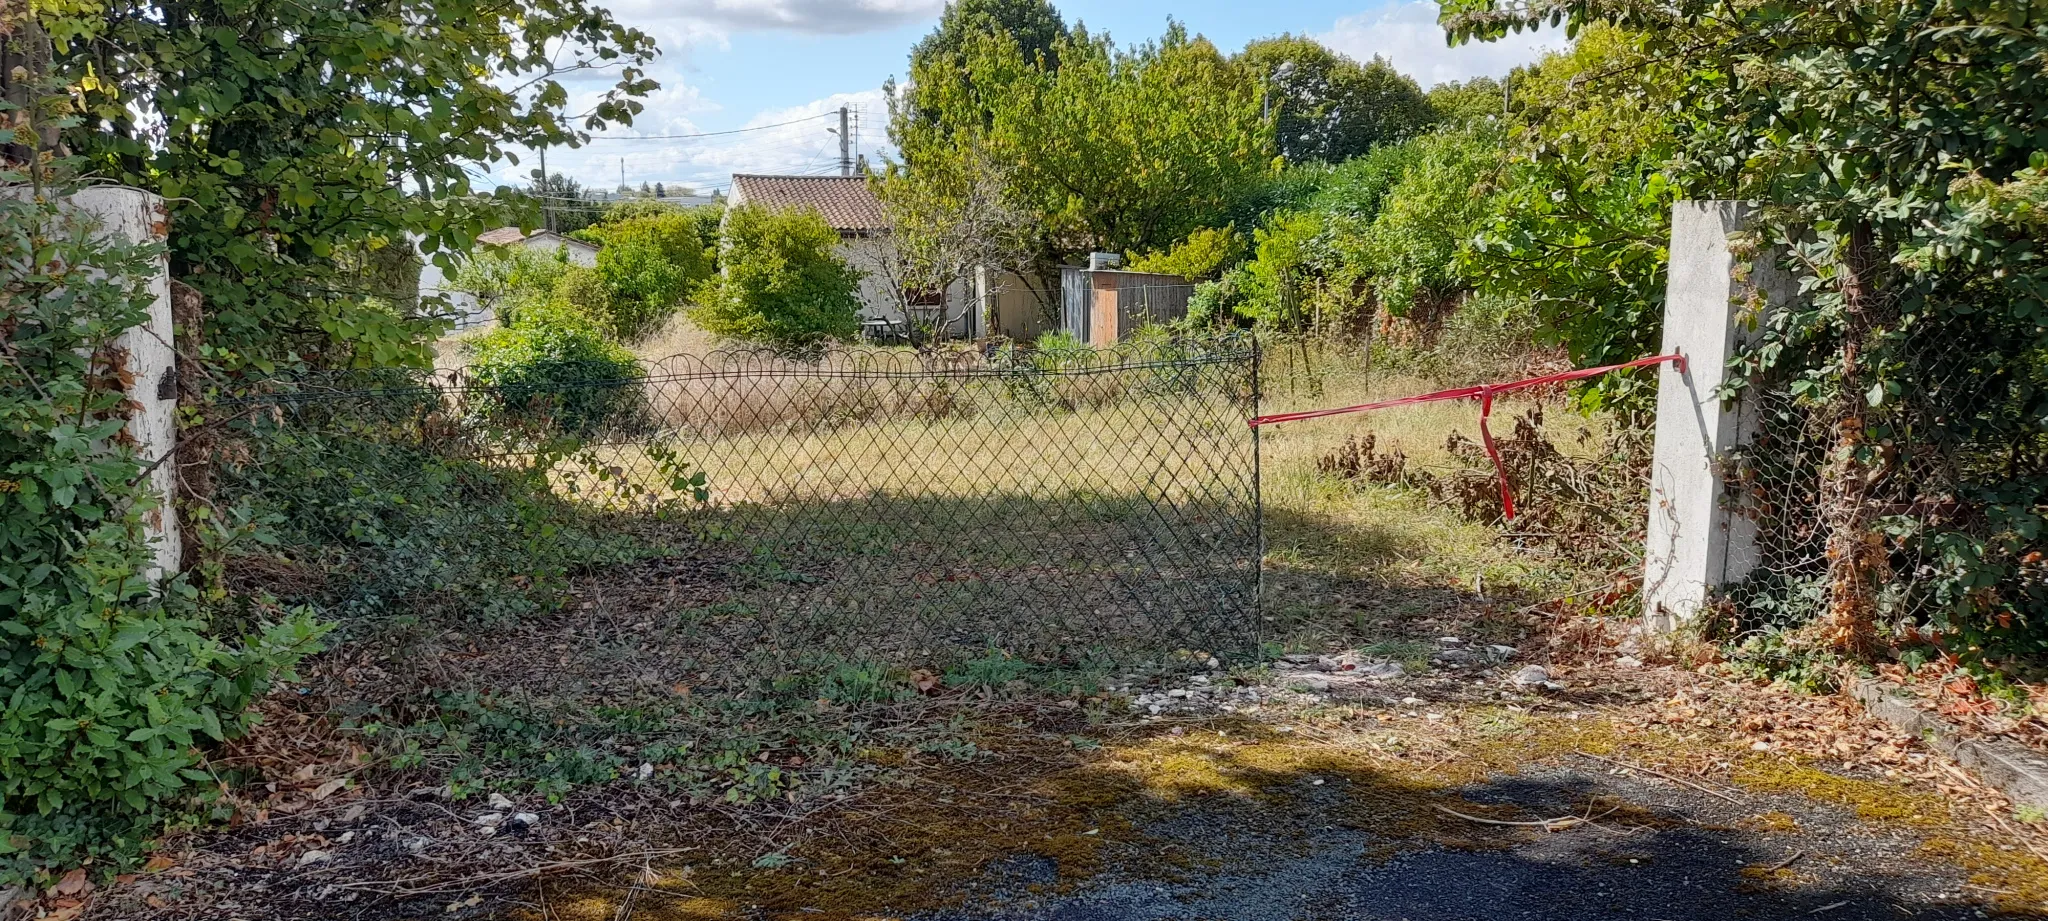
[170, 280, 216, 575]
[1819, 223, 1886, 654]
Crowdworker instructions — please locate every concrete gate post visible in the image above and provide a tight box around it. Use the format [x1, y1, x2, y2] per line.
[1641, 201, 1792, 633]
[9, 187, 181, 583]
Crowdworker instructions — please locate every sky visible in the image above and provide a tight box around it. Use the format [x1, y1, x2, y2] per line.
[497, 0, 1563, 197]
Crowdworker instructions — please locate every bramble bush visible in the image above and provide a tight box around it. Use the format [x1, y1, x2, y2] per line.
[0, 192, 324, 886]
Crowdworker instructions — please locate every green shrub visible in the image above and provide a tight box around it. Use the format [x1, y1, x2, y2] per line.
[0, 194, 324, 886]
[450, 244, 573, 325]
[1125, 225, 1244, 280]
[691, 205, 862, 351]
[582, 212, 716, 340]
[550, 266, 616, 318]
[466, 305, 646, 433]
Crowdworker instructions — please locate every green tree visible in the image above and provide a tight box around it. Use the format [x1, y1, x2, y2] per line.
[49, 0, 657, 370]
[1126, 225, 1245, 279]
[583, 212, 717, 339]
[1352, 127, 1500, 321]
[1444, 0, 2048, 658]
[528, 172, 600, 235]
[1237, 36, 1432, 164]
[1461, 27, 1678, 405]
[450, 246, 574, 325]
[692, 206, 862, 350]
[911, 0, 1069, 72]
[890, 22, 1276, 264]
[1425, 76, 1507, 125]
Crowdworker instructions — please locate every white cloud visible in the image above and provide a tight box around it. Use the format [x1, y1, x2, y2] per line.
[494, 88, 893, 195]
[1316, 1, 1563, 87]
[607, 0, 942, 37]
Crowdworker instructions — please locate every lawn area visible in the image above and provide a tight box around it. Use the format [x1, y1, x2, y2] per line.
[89, 340, 2047, 920]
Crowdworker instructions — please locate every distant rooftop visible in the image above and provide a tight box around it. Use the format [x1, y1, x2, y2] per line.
[476, 227, 597, 249]
[728, 174, 887, 233]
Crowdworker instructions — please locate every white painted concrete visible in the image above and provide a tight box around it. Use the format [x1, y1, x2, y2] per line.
[14, 187, 182, 582]
[1642, 201, 1790, 632]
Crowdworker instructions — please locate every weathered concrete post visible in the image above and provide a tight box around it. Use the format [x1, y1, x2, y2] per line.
[15, 187, 182, 583]
[1642, 201, 1791, 632]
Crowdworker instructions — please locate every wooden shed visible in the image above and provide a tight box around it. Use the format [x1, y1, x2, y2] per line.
[1059, 266, 1195, 345]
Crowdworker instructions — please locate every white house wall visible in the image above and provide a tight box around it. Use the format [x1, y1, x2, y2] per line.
[835, 234, 972, 338]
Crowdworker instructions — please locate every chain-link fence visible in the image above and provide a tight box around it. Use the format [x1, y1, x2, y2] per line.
[1722, 314, 2048, 665]
[209, 343, 1263, 669]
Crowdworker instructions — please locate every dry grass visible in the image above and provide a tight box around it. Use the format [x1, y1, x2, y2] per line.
[631, 313, 725, 363]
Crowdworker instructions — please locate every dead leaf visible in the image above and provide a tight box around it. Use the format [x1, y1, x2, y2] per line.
[143, 854, 177, 873]
[52, 868, 90, 897]
[311, 778, 348, 801]
[291, 763, 317, 782]
[910, 669, 941, 693]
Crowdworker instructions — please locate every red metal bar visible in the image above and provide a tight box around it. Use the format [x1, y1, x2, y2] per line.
[1247, 353, 1685, 522]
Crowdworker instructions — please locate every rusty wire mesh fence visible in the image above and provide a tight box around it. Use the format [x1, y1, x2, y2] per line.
[1720, 319, 2048, 665]
[211, 343, 1263, 670]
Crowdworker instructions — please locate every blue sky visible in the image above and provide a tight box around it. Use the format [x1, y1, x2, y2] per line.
[503, 0, 1563, 195]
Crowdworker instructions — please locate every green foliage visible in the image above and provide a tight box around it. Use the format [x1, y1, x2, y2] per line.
[1445, 0, 2048, 666]
[49, 0, 657, 371]
[890, 21, 1277, 262]
[466, 305, 646, 433]
[1125, 225, 1244, 279]
[525, 173, 599, 235]
[1237, 36, 1432, 164]
[1353, 127, 1499, 318]
[223, 420, 656, 629]
[692, 206, 863, 350]
[451, 245, 574, 324]
[1306, 141, 1421, 222]
[582, 213, 714, 340]
[1239, 211, 1334, 329]
[0, 193, 323, 886]
[912, 0, 1071, 71]
[1425, 77, 1507, 126]
[1459, 27, 1677, 410]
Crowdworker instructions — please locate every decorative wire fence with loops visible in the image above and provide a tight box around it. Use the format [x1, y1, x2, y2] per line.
[207, 343, 1264, 672]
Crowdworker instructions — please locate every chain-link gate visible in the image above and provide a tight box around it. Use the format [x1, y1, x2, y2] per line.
[214, 344, 1262, 669]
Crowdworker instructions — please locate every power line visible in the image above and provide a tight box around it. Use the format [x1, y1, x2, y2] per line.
[578, 112, 836, 142]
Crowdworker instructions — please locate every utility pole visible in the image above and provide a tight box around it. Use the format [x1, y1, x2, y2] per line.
[537, 146, 553, 233]
[838, 105, 852, 176]
[619, 157, 626, 194]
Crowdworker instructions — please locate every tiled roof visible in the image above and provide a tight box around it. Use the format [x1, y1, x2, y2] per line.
[475, 227, 599, 249]
[477, 226, 530, 246]
[729, 175, 888, 233]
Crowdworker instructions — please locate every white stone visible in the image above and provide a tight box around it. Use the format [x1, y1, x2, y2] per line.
[1511, 666, 1551, 686]
[487, 792, 514, 811]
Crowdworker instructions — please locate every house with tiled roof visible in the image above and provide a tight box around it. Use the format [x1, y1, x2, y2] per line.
[727, 174, 974, 339]
[474, 227, 599, 266]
